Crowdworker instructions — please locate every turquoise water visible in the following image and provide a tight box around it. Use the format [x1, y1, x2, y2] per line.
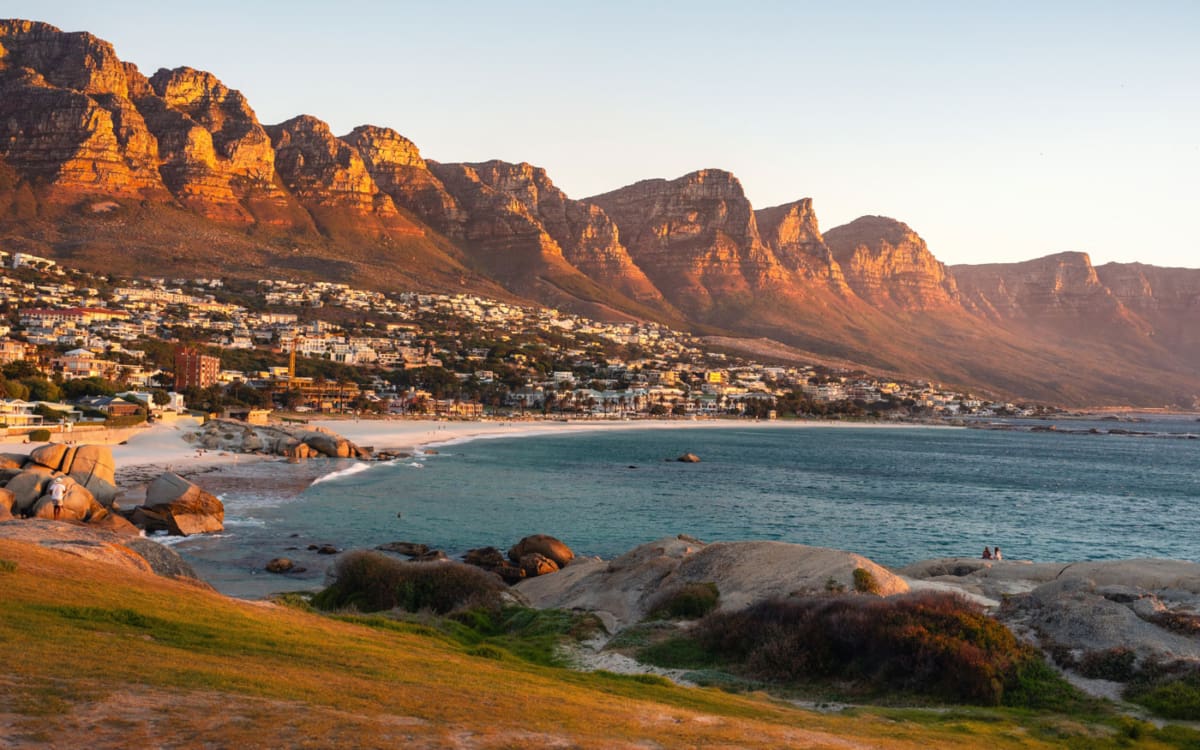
[173, 421, 1200, 597]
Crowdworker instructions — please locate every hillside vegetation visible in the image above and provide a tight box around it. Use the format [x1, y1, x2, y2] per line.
[0, 539, 1196, 748]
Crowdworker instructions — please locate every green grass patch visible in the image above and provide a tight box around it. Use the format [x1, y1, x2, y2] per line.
[0, 558, 17, 573]
[646, 582, 720, 620]
[637, 634, 721, 670]
[1127, 674, 1200, 720]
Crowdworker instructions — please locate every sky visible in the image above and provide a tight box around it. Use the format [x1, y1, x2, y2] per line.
[8, 1, 1200, 267]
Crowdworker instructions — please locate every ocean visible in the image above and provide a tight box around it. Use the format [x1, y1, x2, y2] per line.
[169, 418, 1200, 598]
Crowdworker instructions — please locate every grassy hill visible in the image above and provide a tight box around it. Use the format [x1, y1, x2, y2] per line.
[0, 539, 1194, 748]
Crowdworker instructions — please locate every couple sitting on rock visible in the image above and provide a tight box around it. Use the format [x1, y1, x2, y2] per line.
[981, 546, 1002, 560]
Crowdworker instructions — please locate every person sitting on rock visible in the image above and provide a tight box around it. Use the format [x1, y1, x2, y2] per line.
[993, 546, 1003, 561]
[50, 477, 66, 521]
[982, 546, 992, 559]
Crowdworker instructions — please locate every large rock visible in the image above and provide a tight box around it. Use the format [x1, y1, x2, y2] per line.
[86, 511, 141, 537]
[508, 534, 574, 568]
[66, 445, 117, 506]
[0, 488, 15, 515]
[137, 472, 224, 536]
[28, 443, 74, 471]
[519, 552, 560, 578]
[516, 536, 909, 632]
[0, 520, 206, 583]
[7, 466, 57, 514]
[31, 477, 103, 522]
[300, 431, 354, 458]
[0, 453, 27, 470]
[1004, 575, 1200, 670]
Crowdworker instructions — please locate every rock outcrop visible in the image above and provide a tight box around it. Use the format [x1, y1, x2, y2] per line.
[0, 519, 205, 581]
[508, 534, 574, 568]
[901, 556, 1200, 676]
[586, 170, 785, 319]
[265, 115, 424, 241]
[953, 252, 1128, 322]
[755, 199, 850, 292]
[187, 419, 371, 460]
[131, 471, 224, 536]
[341, 125, 467, 237]
[516, 535, 908, 631]
[132, 66, 300, 224]
[0, 20, 168, 200]
[457, 160, 669, 308]
[824, 216, 960, 310]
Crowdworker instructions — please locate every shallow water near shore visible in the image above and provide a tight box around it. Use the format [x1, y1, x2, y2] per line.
[169, 420, 1200, 598]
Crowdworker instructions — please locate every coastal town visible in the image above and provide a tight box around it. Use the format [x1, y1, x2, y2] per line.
[0, 250, 1052, 432]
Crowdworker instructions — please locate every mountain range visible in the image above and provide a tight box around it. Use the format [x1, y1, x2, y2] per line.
[1, 19, 1197, 407]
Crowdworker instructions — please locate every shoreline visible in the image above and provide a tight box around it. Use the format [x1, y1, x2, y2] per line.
[309, 415, 958, 457]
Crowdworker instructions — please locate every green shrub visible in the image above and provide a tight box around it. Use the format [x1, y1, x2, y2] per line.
[647, 582, 720, 620]
[313, 551, 504, 615]
[690, 592, 1035, 705]
[28, 429, 51, 442]
[852, 567, 881, 595]
[1127, 674, 1200, 720]
[0, 559, 16, 574]
[1078, 647, 1138, 682]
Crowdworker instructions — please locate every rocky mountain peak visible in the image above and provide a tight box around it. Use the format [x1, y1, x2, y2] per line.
[342, 125, 465, 237]
[443, 159, 669, 309]
[824, 215, 959, 310]
[587, 169, 784, 320]
[0, 19, 166, 199]
[0, 19, 129, 97]
[343, 125, 426, 169]
[755, 199, 848, 290]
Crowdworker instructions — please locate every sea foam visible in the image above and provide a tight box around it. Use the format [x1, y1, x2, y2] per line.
[310, 462, 375, 485]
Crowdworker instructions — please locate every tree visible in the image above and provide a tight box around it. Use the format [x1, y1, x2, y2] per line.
[151, 389, 171, 407]
[22, 377, 60, 403]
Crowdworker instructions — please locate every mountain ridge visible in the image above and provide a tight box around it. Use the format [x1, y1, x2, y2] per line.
[0, 19, 1197, 407]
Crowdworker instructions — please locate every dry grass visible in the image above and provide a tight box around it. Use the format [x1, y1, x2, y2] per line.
[0, 539, 1189, 749]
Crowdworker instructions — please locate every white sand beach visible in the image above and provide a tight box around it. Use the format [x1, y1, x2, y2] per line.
[311, 416, 940, 456]
[0, 415, 947, 496]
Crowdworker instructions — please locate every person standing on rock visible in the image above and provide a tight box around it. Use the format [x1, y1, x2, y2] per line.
[50, 477, 66, 520]
[993, 546, 1003, 561]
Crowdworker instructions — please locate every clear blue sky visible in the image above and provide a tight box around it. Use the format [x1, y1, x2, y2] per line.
[9, 1, 1200, 267]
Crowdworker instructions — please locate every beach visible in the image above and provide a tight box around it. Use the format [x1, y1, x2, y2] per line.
[308, 415, 938, 456]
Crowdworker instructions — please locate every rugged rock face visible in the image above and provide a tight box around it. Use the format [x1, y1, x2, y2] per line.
[460, 161, 668, 307]
[586, 170, 784, 319]
[265, 115, 424, 240]
[341, 125, 467, 237]
[824, 216, 959, 310]
[755, 199, 849, 292]
[0, 20, 167, 199]
[425, 160, 668, 320]
[135, 66, 298, 224]
[955, 252, 1116, 319]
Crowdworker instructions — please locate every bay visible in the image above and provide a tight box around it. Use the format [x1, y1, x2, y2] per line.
[171, 422, 1200, 598]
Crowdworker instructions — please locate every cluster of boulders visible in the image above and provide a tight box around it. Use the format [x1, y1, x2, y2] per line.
[900, 557, 1200, 681]
[0, 443, 120, 526]
[0, 443, 224, 538]
[375, 534, 575, 585]
[186, 419, 371, 460]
